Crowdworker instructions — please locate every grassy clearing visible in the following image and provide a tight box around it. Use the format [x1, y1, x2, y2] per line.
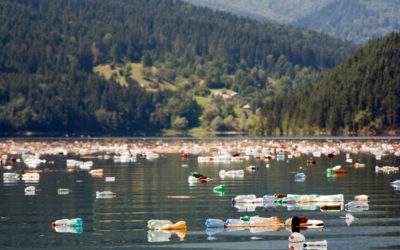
[193, 95, 213, 107]
[94, 63, 176, 91]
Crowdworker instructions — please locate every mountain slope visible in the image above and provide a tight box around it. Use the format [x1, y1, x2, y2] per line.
[260, 32, 400, 136]
[0, 0, 355, 135]
[295, 0, 400, 44]
[183, 0, 334, 23]
[184, 0, 400, 44]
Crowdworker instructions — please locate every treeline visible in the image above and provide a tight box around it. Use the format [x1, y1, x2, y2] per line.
[0, 0, 355, 135]
[260, 32, 400, 136]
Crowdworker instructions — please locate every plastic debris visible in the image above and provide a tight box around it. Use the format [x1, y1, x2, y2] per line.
[96, 191, 116, 199]
[24, 185, 36, 195]
[57, 188, 70, 195]
[289, 232, 305, 243]
[105, 176, 115, 182]
[345, 201, 369, 211]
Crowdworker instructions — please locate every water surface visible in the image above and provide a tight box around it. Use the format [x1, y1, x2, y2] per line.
[1, 141, 400, 249]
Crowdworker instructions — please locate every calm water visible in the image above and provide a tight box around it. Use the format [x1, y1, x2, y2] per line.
[1, 144, 400, 249]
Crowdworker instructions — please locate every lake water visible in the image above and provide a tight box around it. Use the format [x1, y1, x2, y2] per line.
[1, 140, 400, 249]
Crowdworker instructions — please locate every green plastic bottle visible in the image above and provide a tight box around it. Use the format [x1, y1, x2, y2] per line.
[213, 184, 225, 192]
[191, 172, 203, 178]
[240, 215, 259, 222]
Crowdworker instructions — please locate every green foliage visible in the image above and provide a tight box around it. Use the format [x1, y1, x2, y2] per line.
[260, 32, 400, 136]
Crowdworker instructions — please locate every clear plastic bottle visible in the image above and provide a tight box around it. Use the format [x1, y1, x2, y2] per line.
[224, 218, 249, 227]
[205, 218, 225, 228]
[249, 216, 280, 226]
[52, 218, 83, 227]
[147, 219, 173, 230]
[303, 240, 328, 248]
[96, 191, 116, 199]
[263, 195, 277, 203]
[232, 194, 256, 203]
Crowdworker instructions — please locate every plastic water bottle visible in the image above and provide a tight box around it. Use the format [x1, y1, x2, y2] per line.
[96, 191, 116, 199]
[213, 185, 225, 192]
[191, 172, 203, 178]
[147, 219, 173, 230]
[303, 240, 328, 248]
[52, 218, 83, 228]
[345, 201, 369, 211]
[205, 219, 225, 228]
[294, 173, 305, 182]
[263, 195, 277, 203]
[232, 194, 256, 204]
[225, 219, 249, 227]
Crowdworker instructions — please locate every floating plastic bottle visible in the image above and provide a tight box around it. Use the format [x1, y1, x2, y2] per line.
[147, 219, 173, 230]
[190, 172, 203, 178]
[3, 172, 20, 183]
[52, 218, 83, 228]
[161, 221, 187, 231]
[263, 195, 278, 203]
[24, 185, 36, 195]
[249, 216, 280, 226]
[54, 225, 83, 234]
[294, 173, 305, 182]
[213, 185, 225, 192]
[96, 191, 116, 199]
[224, 218, 249, 228]
[105, 177, 115, 182]
[22, 172, 40, 183]
[232, 194, 256, 204]
[188, 175, 198, 184]
[303, 240, 328, 248]
[288, 232, 305, 243]
[205, 219, 225, 228]
[57, 188, 70, 195]
[240, 215, 258, 222]
[345, 201, 369, 211]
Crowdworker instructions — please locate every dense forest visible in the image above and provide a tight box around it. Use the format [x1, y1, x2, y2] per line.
[185, 0, 400, 44]
[0, 0, 355, 136]
[259, 32, 400, 136]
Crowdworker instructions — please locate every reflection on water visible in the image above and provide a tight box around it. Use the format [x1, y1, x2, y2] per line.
[1, 140, 400, 249]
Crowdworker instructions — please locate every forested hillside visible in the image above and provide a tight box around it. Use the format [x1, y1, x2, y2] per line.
[183, 0, 333, 23]
[0, 0, 355, 136]
[185, 0, 400, 44]
[260, 32, 400, 136]
[296, 0, 400, 44]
